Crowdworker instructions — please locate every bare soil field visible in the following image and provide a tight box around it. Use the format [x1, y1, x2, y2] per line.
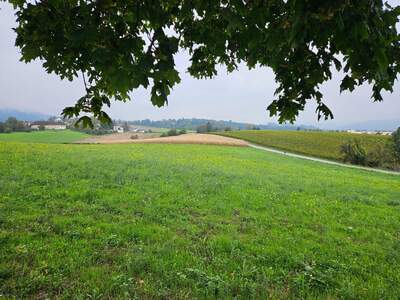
[77, 133, 248, 146]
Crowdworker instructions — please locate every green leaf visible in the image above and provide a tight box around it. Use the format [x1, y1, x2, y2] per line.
[75, 116, 94, 129]
[340, 75, 356, 92]
[375, 48, 388, 71]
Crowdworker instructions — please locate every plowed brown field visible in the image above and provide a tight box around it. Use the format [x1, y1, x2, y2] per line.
[77, 133, 248, 146]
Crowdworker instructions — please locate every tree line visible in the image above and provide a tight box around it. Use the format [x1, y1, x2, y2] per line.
[131, 118, 317, 131]
[0, 117, 31, 133]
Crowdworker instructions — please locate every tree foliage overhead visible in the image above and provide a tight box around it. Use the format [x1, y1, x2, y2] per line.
[5, 0, 400, 126]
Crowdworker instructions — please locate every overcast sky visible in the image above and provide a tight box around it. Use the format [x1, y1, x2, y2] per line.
[0, 2, 399, 126]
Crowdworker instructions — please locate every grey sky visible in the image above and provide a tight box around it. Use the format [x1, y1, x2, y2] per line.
[0, 2, 399, 126]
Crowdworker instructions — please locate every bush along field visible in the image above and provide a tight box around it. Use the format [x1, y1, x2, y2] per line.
[1, 142, 400, 298]
[0, 130, 90, 144]
[218, 130, 399, 170]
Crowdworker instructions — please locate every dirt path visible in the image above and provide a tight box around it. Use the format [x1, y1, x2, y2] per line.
[77, 133, 248, 146]
[249, 143, 400, 176]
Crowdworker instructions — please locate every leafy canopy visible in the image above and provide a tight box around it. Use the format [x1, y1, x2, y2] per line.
[5, 0, 400, 126]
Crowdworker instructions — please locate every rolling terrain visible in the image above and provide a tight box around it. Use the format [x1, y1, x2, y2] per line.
[78, 132, 247, 146]
[218, 130, 391, 161]
[1, 141, 399, 298]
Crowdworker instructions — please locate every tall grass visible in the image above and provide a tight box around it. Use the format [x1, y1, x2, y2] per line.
[218, 130, 390, 161]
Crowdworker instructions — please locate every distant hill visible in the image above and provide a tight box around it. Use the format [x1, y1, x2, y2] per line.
[129, 118, 318, 131]
[0, 109, 50, 122]
[340, 120, 399, 131]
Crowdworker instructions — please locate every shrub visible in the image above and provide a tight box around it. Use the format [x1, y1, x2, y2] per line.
[341, 139, 399, 170]
[196, 125, 207, 133]
[392, 127, 400, 160]
[160, 129, 185, 137]
[167, 129, 178, 136]
[340, 139, 367, 165]
[196, 122, 214, 133]
[365, 144, 394, 168]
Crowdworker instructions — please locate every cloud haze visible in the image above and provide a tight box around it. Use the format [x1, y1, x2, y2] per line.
[0, 2, 399, 127]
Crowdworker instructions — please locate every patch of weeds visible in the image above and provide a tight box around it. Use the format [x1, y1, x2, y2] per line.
[387, 199, 400, 207]
[291, 260, 341, 292]
[86, 288, 104, 300]
[64, 230, 82, 239]
[104, 234, 122, 247]
[184, 268, 226, 296]
[111, 274, 136, 296]
[15, 244, 29, 255]
[0, 265, 13, 280]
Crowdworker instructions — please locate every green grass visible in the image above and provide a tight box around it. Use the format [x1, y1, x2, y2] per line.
[0, 130, 90, 144]
[218, 130, 390, 161]
[1, 142, 399, 299]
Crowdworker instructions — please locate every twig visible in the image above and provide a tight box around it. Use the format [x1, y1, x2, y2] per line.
[81, 70, 89, 92]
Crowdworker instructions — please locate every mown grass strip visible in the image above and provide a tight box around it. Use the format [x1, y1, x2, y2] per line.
[0, 130, 90, 144]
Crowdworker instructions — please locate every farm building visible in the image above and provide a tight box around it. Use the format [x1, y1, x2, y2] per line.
[131, 127, 147, 133]
[45, 124, 67, 130]
[31, 124, 67, 130]
[113, 125, 124, 133]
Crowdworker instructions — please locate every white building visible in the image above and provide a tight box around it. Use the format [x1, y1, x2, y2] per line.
[347, 129, 394, 135]
[113, 125, 124, 133]
[132, 127, 146, 133]
[30, 124, 67, 130]
[45, 124, 67, 130]
[378, 131, 394, 136]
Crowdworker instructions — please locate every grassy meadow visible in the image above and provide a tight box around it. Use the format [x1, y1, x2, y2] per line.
[218, 130, 390, 161]
[1, 141, 400, 298]
[0, 130, 90, 144]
